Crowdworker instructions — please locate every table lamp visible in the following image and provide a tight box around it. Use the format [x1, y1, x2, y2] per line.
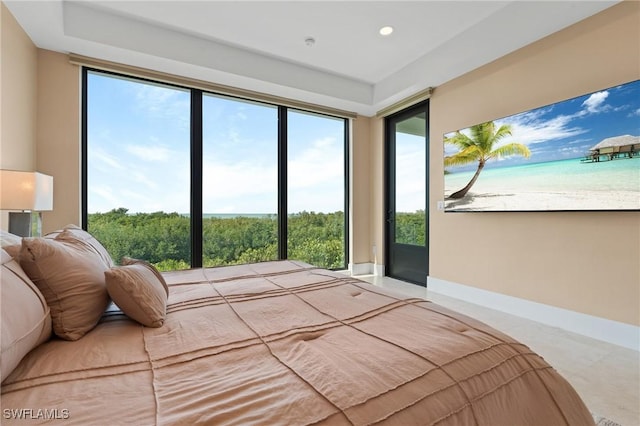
[0, 170, 54, 237]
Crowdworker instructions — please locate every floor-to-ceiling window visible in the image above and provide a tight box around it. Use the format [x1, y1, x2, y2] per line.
[202, 94, 279, 266]
[84, 71, 192, 270]
[83, 69, 348, 270]
[287, 110, 346, 269]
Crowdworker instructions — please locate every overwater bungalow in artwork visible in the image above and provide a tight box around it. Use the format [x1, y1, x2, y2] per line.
[583, 134, 640, 162]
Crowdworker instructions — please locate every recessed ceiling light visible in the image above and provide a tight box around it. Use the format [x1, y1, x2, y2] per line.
[379, 26, 394, 36]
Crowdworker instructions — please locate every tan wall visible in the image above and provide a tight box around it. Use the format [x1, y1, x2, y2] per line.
[0, 2, 37, 171]
[369, 117, 385, 268]
[0, 2, 38, 229]
[36, 50, 81, 233]
[1, 4, 80, 233]
[427, 1, 640, 326]
[350, 114, 384, 269]
[350, 115, 371, 265]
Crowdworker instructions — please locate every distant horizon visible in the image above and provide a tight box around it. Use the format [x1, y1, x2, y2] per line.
[445, 151, 639, 175]
[87, 210, 346, 217]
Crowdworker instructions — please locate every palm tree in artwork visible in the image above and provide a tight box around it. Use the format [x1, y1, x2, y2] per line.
[445, 121, 530, 199]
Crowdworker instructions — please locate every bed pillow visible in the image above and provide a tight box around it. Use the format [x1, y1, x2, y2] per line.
[54, 224, 114, 268]
[105, 261, 168, 328]
[19, 235, 111, 341]
[0, 230, 22, 259]
[1, 249, 52, 382]
[121, 257, 169, 297]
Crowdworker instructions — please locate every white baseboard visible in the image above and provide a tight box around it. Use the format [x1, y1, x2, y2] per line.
[427, 276, 640, 352]
[349, 263, 385, 277]
[374, 263, 385, 277]
[350, 262, 372, 276]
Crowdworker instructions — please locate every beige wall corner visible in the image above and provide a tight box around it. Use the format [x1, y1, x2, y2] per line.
[429, 1, 640, 326]
[1, 2, 38, 230]
[369, 116, 385, 267]
[36, 50, 81, 233]
[350, 115, 372, 265]
[1, 2, 37, 171]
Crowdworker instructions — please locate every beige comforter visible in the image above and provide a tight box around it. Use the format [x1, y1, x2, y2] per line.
[1, 261, 594, 425]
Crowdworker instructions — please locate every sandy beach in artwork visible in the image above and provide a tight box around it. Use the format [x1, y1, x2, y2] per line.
[444, 189, 640, 211]
[444, 157, 640, 211]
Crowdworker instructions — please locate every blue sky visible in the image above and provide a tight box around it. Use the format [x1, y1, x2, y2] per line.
[87, 72, 345, 214]
[88, 73, 638, 215]
[395, 132, 426, 212]
[444, 79, 640, 172]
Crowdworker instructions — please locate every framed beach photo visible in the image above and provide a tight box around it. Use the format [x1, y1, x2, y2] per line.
[443, 79, 640, 212]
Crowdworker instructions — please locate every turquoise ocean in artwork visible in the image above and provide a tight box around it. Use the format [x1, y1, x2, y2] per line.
[444, 157, 640, 194]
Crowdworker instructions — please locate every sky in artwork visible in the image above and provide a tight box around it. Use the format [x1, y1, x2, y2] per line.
[444, 79, 640, 172]
[87, 72, 345, 214]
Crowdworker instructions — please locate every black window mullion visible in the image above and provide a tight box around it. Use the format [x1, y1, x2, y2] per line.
[343, 118, 350, 270]
[83, 69, 349, 270]
[278, 106, 288, 260]
[81, 67, 89, 230]
[191, 90, 203, 268]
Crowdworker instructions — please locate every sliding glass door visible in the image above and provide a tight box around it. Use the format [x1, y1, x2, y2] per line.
[385, 101, 429, 285]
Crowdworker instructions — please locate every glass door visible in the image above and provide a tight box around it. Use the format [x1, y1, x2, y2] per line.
[385, 101, 429, 285]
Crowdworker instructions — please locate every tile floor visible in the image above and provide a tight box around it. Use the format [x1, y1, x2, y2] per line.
[355, 274, 640, 426]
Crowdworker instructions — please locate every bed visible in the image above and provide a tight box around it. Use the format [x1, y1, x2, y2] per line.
[1, 226, 594, 425]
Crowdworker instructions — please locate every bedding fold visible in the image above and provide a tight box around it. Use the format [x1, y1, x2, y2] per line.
[1, 261, 594, 425]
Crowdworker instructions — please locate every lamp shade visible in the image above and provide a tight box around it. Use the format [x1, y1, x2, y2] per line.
[0, 170, 53, 211]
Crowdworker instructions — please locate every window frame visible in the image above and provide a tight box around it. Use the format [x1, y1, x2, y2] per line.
[82, 67, 349, 270]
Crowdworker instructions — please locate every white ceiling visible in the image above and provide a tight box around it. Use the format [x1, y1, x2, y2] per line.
[4, 0, 619, 116]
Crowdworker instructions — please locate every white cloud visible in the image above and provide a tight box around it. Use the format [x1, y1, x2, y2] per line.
[581, 91, 609, 113]
[494, 91, 614, 149]
[131, 170, 159, 191]
[447, 89, 617, 153]
[133, 84, 190, 129]
[203, 160, 277, 200]
[126, 145, 172, 162]
[497, 113, 586, 147]
[288, 137, 343, 190]
[89, 185, 121, 211]
[393, 133, 426, 212]
[491, 90, 614, 149]
[90, 87, 346, 214]
[89, 146, 124, 171]
[89, 153, 191, 213]
[199, 135, 345, 213]
[313, 137, 335, 149]
[135, 85, 185, 112]
[288, 188, 344, 214]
